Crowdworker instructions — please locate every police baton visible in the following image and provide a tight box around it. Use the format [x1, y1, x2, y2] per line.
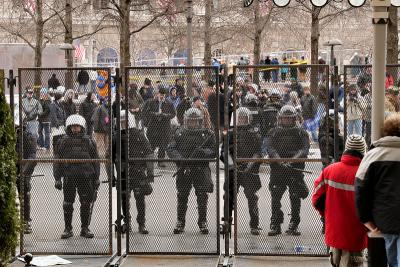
[29, 174, 45, 178]
[280, 163, 313, 174]
[101, 174, 162, 183]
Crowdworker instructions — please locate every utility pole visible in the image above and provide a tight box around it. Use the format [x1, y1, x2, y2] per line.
[371, 0, 389, 143]
[369, 0, 390, 266]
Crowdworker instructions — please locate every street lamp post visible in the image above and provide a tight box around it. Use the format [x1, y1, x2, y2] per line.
[323, 39, 342, 162]
[60, 43, 75, 89]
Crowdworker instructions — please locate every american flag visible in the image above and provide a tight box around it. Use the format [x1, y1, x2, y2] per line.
[24, 0, 36, 14]
[74, 41, 86, 61]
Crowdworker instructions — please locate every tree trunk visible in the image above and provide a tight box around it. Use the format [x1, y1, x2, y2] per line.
[310, 7, 320, 94]
[34, 0, 44, 91]
[387, 6, 398, 82]
[252, 2, 261, 85]
[120, 0, 131, 94]
[65, 0, 74, 89]
[203, 0, 212, 66]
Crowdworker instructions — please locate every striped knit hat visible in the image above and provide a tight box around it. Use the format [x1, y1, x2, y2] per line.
[345, 134, 366, 155]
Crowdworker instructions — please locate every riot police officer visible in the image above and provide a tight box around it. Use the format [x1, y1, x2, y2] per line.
[53, 114, 100, 239]
[260, 90, 283, 156]
[266, 105, 310, 236]
[221, 107, 262, 235]
[242, 93, 262, 129]
[114, 110, 154, 234]
[167, 108, 216, 234]
[16, 123, 37, 234]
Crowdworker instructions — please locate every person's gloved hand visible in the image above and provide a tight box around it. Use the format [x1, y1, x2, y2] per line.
[94, 179, 100, 190]
[55, 180, 62, 190]
[281, 162, 292, 169]
[147, 173, 154, 183]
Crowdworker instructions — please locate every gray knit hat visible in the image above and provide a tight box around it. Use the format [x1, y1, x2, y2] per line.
[345, 134, 366, 155]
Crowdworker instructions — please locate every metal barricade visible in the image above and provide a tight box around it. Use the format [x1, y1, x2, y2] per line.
[231, 64, 330, 256]
[18, 68, 113, 255]
[121, 66, 221, 254]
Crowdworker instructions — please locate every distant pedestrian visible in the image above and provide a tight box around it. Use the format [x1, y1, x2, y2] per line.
[77, 70, 90, 94]
[48, 73, 60, 90]
[313, 135, 368, 267]
[355, 114, 400, 267]
[79, 92, 97, 136]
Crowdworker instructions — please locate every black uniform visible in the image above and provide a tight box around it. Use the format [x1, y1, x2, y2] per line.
[16, 125, 37, 234]
[221, 126, 262, 234]
[113, 127, 154, 233]
[53, 126, 100, 238]
[167, 127, 216, 233]
[142, 98, 176, 163]
[260, 100, 282, 156]
[266, 125, 310, 235]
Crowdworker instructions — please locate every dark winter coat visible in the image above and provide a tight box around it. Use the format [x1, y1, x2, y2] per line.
[38, 99, 51, 123]
[48, 76, 60, 89]
[300, 94, 317, 120]
[142, 98, 176, 146]
[91, 104, 110, 133]
[79, 99, 97, 127]
[77, 70, 90, 85]
[50, 100, 66, 128]
[355, 136, 400, 234]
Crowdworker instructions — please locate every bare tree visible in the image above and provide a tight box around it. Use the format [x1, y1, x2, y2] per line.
[387, 6, 398, 64]
[104, 0, 181, 90]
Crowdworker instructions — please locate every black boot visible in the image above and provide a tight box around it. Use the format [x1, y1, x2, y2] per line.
[173, 221, 185, 234]
[250, 227, 262, 236]
[61, 227, 73, 239]
[24, 222, 32, 234]
[80, 201, 94, 238]
[138, 224, 149, 234]
[267, 224, 281, 236]
[198, 222, 209, 235]
[80, 227, 94, 238]
[285, 222, 301, 236]
[61, 202, 73, 239]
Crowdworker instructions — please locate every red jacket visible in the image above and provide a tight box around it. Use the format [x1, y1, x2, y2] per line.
[312, 152, 368, 251]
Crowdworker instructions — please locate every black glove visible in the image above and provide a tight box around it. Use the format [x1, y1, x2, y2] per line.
[55, 180, 62, 190]
[281, 162, 292, 169]
[112, 176, 116, 187]
[147, 173, 154, 183]
[94, 179, 100, 190]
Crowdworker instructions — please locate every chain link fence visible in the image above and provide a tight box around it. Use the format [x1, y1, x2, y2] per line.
[122, 67, 221, 254]
[18, 68, 113, 255]
[231, 65, 330, 255]
[343, 64, 400, 149]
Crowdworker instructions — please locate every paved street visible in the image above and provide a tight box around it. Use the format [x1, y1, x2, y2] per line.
[21, 147, 327, 256]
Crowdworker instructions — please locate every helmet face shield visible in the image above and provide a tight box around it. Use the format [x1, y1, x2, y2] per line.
[278, 105, 298, 128]
[184, 108, 204, 130]
[65, 114, 87, 134]
[236, 107, 252, 126]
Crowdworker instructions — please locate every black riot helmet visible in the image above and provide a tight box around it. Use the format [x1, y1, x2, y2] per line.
[277, 105, 298, 128]
[236, 107, 252, 126]
[183, 107, 204, 130]
[244, 93, 259, 108]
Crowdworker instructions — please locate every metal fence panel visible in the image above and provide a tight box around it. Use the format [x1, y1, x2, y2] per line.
[18, 68, 113, 255]
[123, 67, 221, 254]
[232, 65, 330, 256]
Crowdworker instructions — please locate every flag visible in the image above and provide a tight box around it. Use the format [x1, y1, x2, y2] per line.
[74, 41, 86, 61]
[24, 0, 36, 14]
